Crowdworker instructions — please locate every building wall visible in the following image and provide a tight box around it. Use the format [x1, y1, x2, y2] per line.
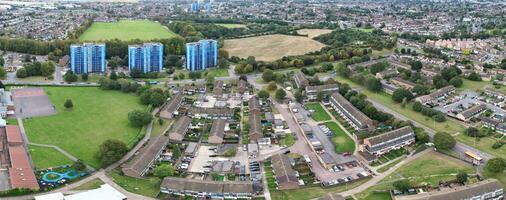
[186, 40, 218, 71]
[70, 43, 106, 74]
[129, 43, 164, 73]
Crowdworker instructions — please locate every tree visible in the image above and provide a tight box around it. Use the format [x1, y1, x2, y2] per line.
[366, 77, 382, 92]
[16, 68, 28, 78]
[257, 90, 269, 99]
[267, 82, 277, 91]
[449, 77, 463, 87]
[464, 127, 481, 137]
[128, 110, 153, 127]
[316, 91, 324, 101]
[434, 132, 456, 150]
[64, 99, 73, 109]
[110, 71, 118, 80]
[393, 179, 411, 192]
[81, 73, 89, 81]
[274, 89, 286, 101]
[412, 85, 429, 95]
[456, 172, 468, 184]
[413, 101, 423, 112]
[485, 158, 506, 173]
[64, 71, 78, 82]
[415, 130, 430, 144]
[0, 67, 6, 80]
[40, 62, 55, 77]
[410, 61, 422, 71]
[72, 159, 86, 171]
[392, 88, 414, 103]
[467, 72, 482, 81]
[153, 164, 176, 178]
[172, 144, 181, 160]
[432, 112, 446, 122]
[96, 139, 128, 166]
[262, 69, 276, 82]
[205, 74, 215, 86]
[294, 90, 303, 103]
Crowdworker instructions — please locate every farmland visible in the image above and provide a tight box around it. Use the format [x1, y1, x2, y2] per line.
[223, 34, 326, 61]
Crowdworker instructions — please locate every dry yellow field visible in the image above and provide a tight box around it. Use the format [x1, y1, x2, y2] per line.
[223, 34, 326, 61]
[297, 28, 333, 38]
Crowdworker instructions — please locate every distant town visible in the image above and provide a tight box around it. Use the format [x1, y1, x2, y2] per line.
[0, 0, 505, 200]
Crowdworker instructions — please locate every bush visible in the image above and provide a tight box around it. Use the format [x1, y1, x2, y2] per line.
[64, 99, 73, 109]
[393, 179, 411, 192]
[485, 158, 506, 173]
[96, 139, 128, 167]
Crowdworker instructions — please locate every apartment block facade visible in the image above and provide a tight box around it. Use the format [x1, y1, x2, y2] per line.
[186, 40, 218, 71]
[128, 43, 164, 73]
[70, 43, 106, 74]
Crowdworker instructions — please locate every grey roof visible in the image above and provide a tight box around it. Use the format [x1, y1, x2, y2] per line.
[391, 77, 416, 87]
[459, 104, 486, 119]
[185, 142, 198, 155]
[214, 80, 224, 96]
[271, 154, 298, 185]
[238, 79, 248, 94]
[366, 126, 414, 146]
[306, 84, 339, 93]
[249, 112, 262, 140]
[331, 92, 374, 128]
[169, 116, 191, 142]
[249, 97, 260, 113]
[159, 93, 183, 119]
[122, 134, 169, 177]
[188, 107, 234, 116]
[294, 72, 309, 88]
[209, 119, 226, 144]
[429, 86, 455, 99]
[161, 177, 253, 194]
[395, 179, 503, 200]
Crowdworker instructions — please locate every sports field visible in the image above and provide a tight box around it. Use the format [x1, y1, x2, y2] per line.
[79, 20, 178, 41]
[24, 87, 146, 168]
[223, 34, 326, 61]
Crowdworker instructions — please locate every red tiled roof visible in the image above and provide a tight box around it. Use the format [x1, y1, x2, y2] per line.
[8, 146, 39, 190]
[6, 125, 23, 145]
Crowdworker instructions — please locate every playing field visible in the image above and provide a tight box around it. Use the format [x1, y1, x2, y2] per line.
[24, 87, 146, 168]
[79, 20, 178, 41]
[223, 34, 326, 61]
[297, 28, 333, 39]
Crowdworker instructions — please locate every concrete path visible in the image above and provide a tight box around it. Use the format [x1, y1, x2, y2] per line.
[337, 149, 430, 197]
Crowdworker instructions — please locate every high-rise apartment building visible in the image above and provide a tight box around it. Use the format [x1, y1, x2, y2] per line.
[128, 43, 164, 73]
[185, 39, 218, 71]
[70, 43, 106, 74]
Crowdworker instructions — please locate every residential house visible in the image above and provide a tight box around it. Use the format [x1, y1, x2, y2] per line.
[393, 179, 503, 200]
[159, 93, 183, 119]
[305, 84, 339, 100]
[209, 119, 226, 144]
[237, 79, 248, 95]
[188, 107, 234, 119]
[362, 126, 415, 157]
[376, 68, 398, 80]
[168, 116, 191, 143]
[415, 86, 455, 104]
[391, 77, 416, 90]
[160, 177, 254, 199]
[330, 93, 375, 132]
[270, 154, 299, 190]
[214, 80, 224, 98]
[122, 134, 169, 178]
[456, 104, 486, 121]
[294, 72, 309, 89]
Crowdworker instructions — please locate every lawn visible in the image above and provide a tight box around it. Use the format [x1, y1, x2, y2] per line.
[206, 67, 229, 77]
[73, 178, 104, 190]
[325, 121, 355, 153]
[483, 170, 506, 188]
[28, 144, 73, 169]
[109, 170, 161, 197]
[356, 151, 474, 199]
[279, 133, 295, 147]
[361, 191, 392, 200]
[150, 118, 171, 138]
[459, 79, 490, 91]
[79, 20, 178, 41]
[24, 87, 146, 168]
[305, 102, 331, 122]
[376, 156, 406, 173]
[215, 23, 247, 29]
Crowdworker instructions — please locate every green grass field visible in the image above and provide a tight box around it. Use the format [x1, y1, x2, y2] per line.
[79, 20, 178, 41]
[28, 145, 73, 169]
[109, 170, 161, 197]
[357, 151, 474, 199]
[272, 178, 371, 200]
[215, 23, 247, 29]
[206, 68, 230, 77]
[305, 102, 331, 122]
[24, 87, 146, 168]
[459, 79, 490, 91]
[325, 121, 355, 153]
[73, 178, 104, 190]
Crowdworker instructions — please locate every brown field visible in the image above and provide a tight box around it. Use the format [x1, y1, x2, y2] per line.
[297, 28, 333, 38]
[223, 34, 326, 61]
